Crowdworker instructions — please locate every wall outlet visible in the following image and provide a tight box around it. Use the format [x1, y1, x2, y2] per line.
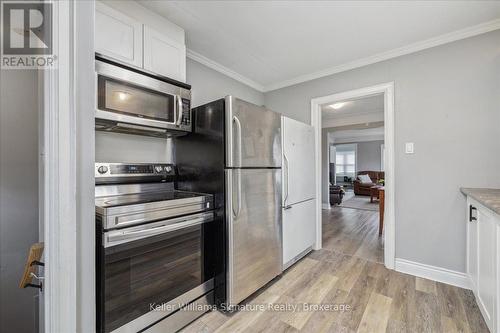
[405, 142, 414, 154]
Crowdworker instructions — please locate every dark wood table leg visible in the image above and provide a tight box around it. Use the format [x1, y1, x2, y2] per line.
[379, 189, 385, 236]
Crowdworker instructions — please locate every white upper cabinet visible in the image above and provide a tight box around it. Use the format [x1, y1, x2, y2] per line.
[95, 2, 143, 67]
[143, 26, 186, 82]
[95, 2, 186, 82]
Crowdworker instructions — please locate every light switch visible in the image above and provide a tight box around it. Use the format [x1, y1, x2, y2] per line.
[405, 142, 414, 154]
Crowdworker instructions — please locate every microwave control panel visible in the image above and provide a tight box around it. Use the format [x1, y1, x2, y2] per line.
[180, 98, 191, 127]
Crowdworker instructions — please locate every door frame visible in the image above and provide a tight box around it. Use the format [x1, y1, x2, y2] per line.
[310, 82, 395, 269]
[41, 1, 95, 331]
[330, 144, 336, 185]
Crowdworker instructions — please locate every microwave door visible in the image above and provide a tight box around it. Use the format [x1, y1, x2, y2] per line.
[97, 75, 177, 123]
[94, 59, 191, 133]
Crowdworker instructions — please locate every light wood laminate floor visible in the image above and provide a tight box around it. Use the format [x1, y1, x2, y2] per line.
[182, 207, 488, 333]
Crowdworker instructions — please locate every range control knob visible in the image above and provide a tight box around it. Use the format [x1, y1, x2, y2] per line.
[97, 166, 108, 174]
[155, 165, 163, 173]
[164, 166, 172, 173]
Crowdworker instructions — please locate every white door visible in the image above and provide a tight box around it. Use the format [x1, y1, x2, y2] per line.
[143, 26, 186, 82]
[476, 208, 497, 332]
[95, 2, 143, 67]
[282, 199, 316, 267]
[282, 117, 315, 206]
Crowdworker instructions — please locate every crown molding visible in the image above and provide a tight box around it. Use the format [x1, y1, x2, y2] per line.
[186, 49, 265, 92]
[263, 18, 500, 92]
[187, 19, 500, 94]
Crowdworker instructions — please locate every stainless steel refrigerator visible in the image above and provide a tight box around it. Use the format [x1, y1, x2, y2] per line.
[175, 96, 282, 307]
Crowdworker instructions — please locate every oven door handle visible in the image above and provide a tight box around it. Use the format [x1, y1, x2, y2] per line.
[105, 213, 212, 247]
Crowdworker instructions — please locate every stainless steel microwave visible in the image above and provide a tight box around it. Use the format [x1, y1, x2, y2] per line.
[95, 56, 192, 138]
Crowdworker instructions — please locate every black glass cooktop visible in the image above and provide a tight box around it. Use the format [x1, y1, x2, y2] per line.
[96, 191, 209, 208]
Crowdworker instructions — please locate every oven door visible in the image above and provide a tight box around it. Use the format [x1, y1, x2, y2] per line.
[99, 212, 214, 333]
[95, 59, 191, 132]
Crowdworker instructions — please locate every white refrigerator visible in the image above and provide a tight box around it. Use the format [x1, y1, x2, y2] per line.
[282, 116, 317, 269]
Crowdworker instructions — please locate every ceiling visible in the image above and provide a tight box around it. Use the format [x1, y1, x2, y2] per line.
[138, 1, 500, 92]
[322, 94, 384, 120]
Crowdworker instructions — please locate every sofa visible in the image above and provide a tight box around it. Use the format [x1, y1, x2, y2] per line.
[353, 171, 384, 196]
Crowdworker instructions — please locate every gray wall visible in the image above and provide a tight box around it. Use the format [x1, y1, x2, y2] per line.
[0, 70, 39, 332]
[95, 58, 264, 162]
[187, 58, 264, 107]
[265, 30, 500, 272]
[356, 140, 384, 172]
[95, 132, 174, 163]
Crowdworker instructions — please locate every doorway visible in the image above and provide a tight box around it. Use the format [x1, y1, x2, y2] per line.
[310, 82, 395, 269]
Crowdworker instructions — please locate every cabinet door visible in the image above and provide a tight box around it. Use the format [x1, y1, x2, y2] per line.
[467, 200, 478, 289]
[143, 26, 186, 82]
[95, 2, 143, 67]
[282, 199, 316, 267]
[476, 207, 497, 332]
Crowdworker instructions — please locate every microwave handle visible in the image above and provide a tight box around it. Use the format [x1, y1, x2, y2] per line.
[176, 95, 183, 126]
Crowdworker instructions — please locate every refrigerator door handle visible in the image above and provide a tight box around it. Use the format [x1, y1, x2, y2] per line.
[234, 169, 242, 218]
[225, 96, 234, 166]
[283, 153, 290, 205]
[233, 115, 243, 167]
[225, 170, 235, 304]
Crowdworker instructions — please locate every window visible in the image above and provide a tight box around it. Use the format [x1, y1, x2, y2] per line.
[335, 150, 356, 177]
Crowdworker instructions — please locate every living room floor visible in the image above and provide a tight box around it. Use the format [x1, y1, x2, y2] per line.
[182, 213, 488, 332]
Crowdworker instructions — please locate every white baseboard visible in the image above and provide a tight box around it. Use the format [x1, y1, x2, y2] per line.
[395, 258, 471, 290]
[321, 203, 331, 210]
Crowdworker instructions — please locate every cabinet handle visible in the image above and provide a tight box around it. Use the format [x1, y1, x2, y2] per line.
[469, 205, 477, 222]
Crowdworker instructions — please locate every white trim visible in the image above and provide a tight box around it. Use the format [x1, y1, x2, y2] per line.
[322, 203, 331, 210]
[311, 82, 395, 269]
[43, 1, 95, 332]
[265, 18, 500, 91]
[380, 143, 385, 171]
[43, 1, 77, 331]
[330, 145, 337, 185]
[395, 258, 472, 290]
[186, 49, 265, 92]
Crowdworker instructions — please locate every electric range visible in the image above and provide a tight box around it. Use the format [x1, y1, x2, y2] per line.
[95, 163, 216, 333]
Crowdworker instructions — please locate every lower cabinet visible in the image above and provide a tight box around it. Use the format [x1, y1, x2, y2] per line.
[466, 197, 499, 332]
